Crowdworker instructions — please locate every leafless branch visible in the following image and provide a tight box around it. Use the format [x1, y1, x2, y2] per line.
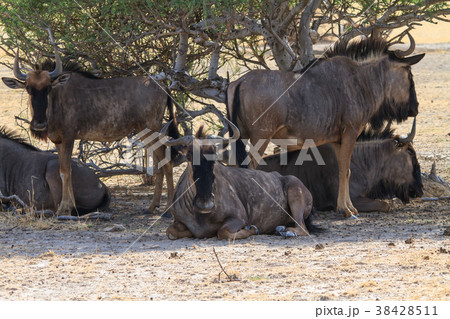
[213, 247, 240, 282]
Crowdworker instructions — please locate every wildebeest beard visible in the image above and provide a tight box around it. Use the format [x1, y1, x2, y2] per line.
[30, 129, 48, 141]
[370, 70, 418, 130]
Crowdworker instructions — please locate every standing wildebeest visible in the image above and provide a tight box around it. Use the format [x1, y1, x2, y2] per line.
[227, 34, 424, 217]
[2, 48, 179, 215]
[0, 126, 109, 214]
[161, 120, 317, 240]
[258, 120, 423, 213]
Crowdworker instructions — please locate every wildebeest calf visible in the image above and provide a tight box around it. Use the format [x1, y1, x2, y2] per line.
[0, 127, 109, 214]
[162, 121, 317, 240]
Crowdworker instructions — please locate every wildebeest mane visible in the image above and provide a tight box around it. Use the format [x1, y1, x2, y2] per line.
[39, 60, 101, 79]
[357, 124, 395, 141]
[0, 126, 39, 151]
[300, 36, 391, 73]
[300, 36, 417, 130]
[323, 36, 389, 62]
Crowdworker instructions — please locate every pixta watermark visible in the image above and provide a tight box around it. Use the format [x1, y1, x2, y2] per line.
[122, 132, 326, 175]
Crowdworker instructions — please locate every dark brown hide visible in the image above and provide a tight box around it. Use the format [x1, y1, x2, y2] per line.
[2, 57, 178, 215]
[165, 126, 315, 240]
[0, 127, 109, 213]
[227, 35, 424, 217]
[258, 137, 423, 213]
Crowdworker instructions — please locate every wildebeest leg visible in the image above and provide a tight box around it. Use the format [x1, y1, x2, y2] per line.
[55, 140, 76, 215]
[284, 176, 311, 236]
[217, 218, 257, 240]
[353, 196, 390, 213]
[148, 146, 165, 213]
[45, 160, 62, 211]
[166, 221, 193, 240]
[333, 133, 358, 218]
[162, 156, 174, 210]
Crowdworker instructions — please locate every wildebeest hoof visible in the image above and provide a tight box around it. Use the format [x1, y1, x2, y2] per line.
[275, 226, 297, 237]
[277, 230, 297, 237]
[245, 225, 259, 235]
[284, 231, 297, 237]
[56, 203, 74, 216]
[348, 214, 359, 220]
[275, 226, 286, 235]
[167, 232, 177, 240]
[148, 205, 160, 214]
[161, 211, 172, 219]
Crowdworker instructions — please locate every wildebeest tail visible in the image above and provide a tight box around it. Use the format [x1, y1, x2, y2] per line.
[166, 93, 184, 164]
[167, 94, 180, 139]
[305, 207, 325, 234]
[227, 82, 248, 168]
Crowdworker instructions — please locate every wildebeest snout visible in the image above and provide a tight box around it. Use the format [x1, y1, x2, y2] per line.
[194, 194, 215, 213]
[31, 121, 48, 131]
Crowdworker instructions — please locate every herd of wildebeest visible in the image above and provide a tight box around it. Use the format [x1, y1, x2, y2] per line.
[1, 33, 428, 240]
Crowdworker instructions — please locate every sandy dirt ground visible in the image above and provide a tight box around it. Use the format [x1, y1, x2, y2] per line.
[0, 29, 449, 301]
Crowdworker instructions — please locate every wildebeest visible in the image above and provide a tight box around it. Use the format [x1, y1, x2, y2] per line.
[2, 47, 179, 215]
[258, 120, 423, 213]
[161, 120, 317, 240]
[0, 126, 109, 214]
[227, 34, 424, 217]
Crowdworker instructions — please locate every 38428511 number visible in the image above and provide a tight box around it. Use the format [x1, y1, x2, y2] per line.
[375, 306, 438, 316]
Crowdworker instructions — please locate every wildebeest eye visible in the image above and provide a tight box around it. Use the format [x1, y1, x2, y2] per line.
[45, 85, 52, 93]
[26, 85, 32, 94]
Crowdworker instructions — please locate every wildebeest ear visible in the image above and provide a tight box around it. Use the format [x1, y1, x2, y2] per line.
[393, 137, 407, 148]
[2, 77, 25, 89]
[51, 73, 71, 87]
[401, 53, 425, 65]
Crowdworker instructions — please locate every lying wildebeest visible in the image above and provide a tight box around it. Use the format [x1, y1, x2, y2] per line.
[0, 126, 109, 214]
[2, 46, 179, 215]
[258, 120, 423, 213]
[227, 34, 424, 217]
[161, 120, 317, 240]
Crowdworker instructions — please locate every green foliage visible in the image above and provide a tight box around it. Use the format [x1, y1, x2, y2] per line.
[0, 0, 448, 77]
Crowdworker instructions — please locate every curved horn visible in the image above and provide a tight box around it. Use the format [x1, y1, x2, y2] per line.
[159, 120, 194, 147]
[13, 50, 27, 81]
[206, 118, 241, 147]
[399, 117, 416, 144]
[222, 118, 240, 144]
[48, 46, 63, 79]
[205, 118, 240, 147]
[394, 33, 415, 58]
